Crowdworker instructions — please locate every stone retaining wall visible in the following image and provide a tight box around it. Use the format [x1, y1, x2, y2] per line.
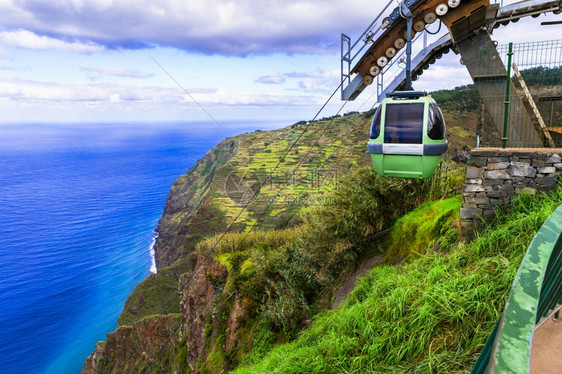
[461, 148, 562, 236]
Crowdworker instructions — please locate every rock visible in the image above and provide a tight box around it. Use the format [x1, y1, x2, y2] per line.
[538, 167, 556, 174]
[488, 157, 510, 163]
[487, 189, 512, 199]
[463, 184, 485, 193]
[517, 152, 538, 158]
[465, 196, 489, 205]
[460, 208, 483, 219]
[466, 166, 483, 179]
[511, 161, 531, 167]
[461, 222, 477, 240]
[483, 178, 504, 187]
[537, 176, 558, 186]
[154, 139, 238, 268]
[509, 165, 536, 178]
[488, 162, 509, 170]
[466, 178, 483, 185]
[532, 160, 546, 168]
[81, 315, 181, 374]
[484, 170, 510, 179]
[554, 163, 562, 171]
[498, 184, 516, 194]
[472, 150, 510, 157]
[467, 157, 487, 168]
[180, 256, 228, 372]
[546, 154, 562, 164]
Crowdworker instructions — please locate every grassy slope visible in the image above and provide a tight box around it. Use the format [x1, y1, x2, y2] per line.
[187, 166, 465, 373]
[109, 88, 481, 370]
[117, 107, 475, 329]
[234, 187, 562, 373]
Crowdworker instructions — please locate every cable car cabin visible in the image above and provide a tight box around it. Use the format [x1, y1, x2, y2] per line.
[367, 91, 447, 179]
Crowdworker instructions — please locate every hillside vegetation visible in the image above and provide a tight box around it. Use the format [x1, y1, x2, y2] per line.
[83, 82, 553, 373]
[117, 103, 476, 328]
[234, 186, 562, 373]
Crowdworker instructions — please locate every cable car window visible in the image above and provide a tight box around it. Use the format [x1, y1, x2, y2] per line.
[369, 105, 382, 139]
[384, 103, 424, 144]
[427, 104, 446, 140]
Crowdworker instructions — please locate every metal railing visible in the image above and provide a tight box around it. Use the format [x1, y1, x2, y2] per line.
[341, 0, 396, 98]
[476, 40, 562, 148]
[471, 203, 562, 373]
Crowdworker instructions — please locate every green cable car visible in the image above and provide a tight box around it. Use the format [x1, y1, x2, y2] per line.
[367, 91, 448, 179]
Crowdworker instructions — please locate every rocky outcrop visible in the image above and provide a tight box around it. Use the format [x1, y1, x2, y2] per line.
[178, 255, 228, 371]
[81, 137, 241, 374]
[82, 314, 181, 374]
[154, 139, 237, 268]
[83, 256, 235, 374]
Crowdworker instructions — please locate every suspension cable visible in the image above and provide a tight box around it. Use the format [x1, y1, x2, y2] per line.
[128, 78, 357, 354]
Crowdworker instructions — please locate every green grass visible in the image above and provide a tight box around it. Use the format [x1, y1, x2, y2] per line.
[99, 101, 494, 372]
[384, 195, 461, 263]
[118, 258, 191, 326]
[188, 165, 466, 372]
[233, 186, 562, 374]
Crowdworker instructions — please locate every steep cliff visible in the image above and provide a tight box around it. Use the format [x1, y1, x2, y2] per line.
[154, 138, 238, 268]
[82, 314, 182, 374]
[83, 108, 476, 373]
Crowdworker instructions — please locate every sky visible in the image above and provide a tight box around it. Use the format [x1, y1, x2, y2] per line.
[0, 0, 561, 125]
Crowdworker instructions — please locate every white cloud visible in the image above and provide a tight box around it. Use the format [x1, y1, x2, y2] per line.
[0, 78, 320, 108]
[255, 75, 285, 84]
[281, 69, 340, 93]
[0, 78, 180, 102]
[0, 29, 104, 53]
[0, 0, 559, 57]
[0, 0, 378, 55]
[412, 63, 472, 92]
[81, 67, 154, 79]
[285, 69, 340, 79]
[299, 78, 319, 91]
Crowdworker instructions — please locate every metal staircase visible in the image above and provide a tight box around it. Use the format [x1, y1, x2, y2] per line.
[342, 0, 562, 103]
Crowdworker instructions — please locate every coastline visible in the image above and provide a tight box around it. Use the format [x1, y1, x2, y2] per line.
[149, 232, 158, 274]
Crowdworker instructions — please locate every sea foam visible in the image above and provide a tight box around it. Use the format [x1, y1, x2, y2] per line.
[149, 232, 158, 274]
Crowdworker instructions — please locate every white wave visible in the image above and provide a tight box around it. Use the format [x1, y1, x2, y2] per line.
[149, 232, 158, 274]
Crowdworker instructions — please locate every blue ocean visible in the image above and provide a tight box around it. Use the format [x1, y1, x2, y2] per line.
[0, 121, 282, 374]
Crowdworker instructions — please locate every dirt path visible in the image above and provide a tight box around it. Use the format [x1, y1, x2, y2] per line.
[331, 254, 384, 310]
[531, 307, 562, 373]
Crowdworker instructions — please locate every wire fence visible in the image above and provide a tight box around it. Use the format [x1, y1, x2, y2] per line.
[477, 39, 562, 148]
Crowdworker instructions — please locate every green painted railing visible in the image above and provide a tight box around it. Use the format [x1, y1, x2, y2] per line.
[471, 204, 562, 373]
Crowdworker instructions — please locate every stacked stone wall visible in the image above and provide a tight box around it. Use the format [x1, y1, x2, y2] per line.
[461, 148, 562, 236]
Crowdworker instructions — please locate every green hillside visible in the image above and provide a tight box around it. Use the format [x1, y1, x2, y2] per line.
[233, 186, 562, 373]
[84, 83, 541, 373]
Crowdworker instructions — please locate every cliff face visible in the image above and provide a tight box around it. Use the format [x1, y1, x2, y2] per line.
[154, 139, 238, 268]
[82, 314, 181, 374]
[82, 256, 229, 374]
[82, 111, 475, 373]
[179, 255, 229, 372]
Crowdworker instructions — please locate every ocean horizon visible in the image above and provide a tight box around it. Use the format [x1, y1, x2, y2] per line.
[0, 120, 287, 374]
